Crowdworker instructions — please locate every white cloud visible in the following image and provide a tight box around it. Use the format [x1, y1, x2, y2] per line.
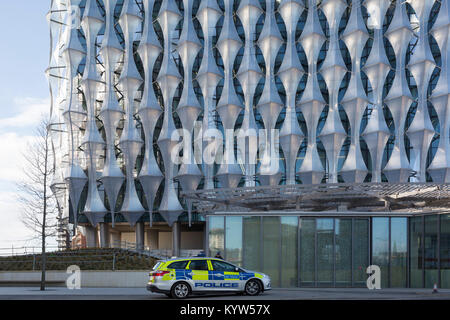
[0, 97, 57, 252]
[0, 97, 51, 183]
[0, 190, 36, 250]
[0, 186, 58, 251]
[0, 97, 50, 132]
[0, 132, 34, 183]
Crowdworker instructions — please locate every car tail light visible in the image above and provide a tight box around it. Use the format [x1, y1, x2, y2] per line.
[150, 270, 170, 277]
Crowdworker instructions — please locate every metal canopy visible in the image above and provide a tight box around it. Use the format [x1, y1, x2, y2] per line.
[182, 182, 450, 213]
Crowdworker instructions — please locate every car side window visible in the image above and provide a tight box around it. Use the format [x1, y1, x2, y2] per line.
[188, 260, 209, 271]
[167, 261, 188, 270]
[211, 260, 237, 272]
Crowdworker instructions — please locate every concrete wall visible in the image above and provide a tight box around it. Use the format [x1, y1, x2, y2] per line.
[157, 231, 204, 250]
[110, 232, 120, 245]
[181, 232, 203, 249]
[146, 230, 159, 249]
[0, 271, 149, 288]
[159, 232, 172, 249]
[121, 232, 135, 243]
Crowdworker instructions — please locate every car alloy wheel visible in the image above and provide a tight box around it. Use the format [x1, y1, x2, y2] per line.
[172, 282, 190, 299]
[245, 280, 261, 296]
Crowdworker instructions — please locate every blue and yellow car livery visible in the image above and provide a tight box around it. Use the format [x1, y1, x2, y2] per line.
[146, 257, 271, 298]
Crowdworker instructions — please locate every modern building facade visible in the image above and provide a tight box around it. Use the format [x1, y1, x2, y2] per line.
[46, 0, 450, 288]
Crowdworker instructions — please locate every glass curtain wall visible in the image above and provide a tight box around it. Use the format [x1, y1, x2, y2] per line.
[243, 216, 261, 271]
[441, 215, 450, 288]
[372, 218, 390, 288]
[391, 218, 408, 287]
[209, 214, 450, 288]
[225, 216, 243, 266]
[372, 217, 408, 288]
[300, 217, 370, 287]
[353, 219, 370, 286]
[263, 217, 281, 287]
[281, 217, 299, 287]
[208, 216, 224, 257]
[424, 215, 438, 288]
[317, 219, 334, 286]
[335, 219, 352, 287]
[300, 218, 315, 286]
[409, 214, 450, 288]
[410, 216, 423, 287]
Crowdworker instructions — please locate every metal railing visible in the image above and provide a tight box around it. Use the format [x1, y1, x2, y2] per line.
[109, 240, 204, 260]
[0, 246, 61, 257]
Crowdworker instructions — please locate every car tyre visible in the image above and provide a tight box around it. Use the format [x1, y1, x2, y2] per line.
[171, 281, 191, 299]
[244, 279, 261, 296]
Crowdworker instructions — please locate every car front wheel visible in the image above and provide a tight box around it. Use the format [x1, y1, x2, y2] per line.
[171, 282, 191, 299]
[245, 279, 261, 296]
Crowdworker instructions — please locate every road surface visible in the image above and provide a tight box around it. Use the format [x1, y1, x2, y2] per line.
[0, 287, 449, 300]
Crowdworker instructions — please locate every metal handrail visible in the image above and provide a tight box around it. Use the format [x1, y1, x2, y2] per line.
[109, 240, 204, 259]
[0, 246, 60, 257]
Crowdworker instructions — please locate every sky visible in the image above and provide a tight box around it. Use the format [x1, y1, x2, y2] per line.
[0, 1, 54, 252]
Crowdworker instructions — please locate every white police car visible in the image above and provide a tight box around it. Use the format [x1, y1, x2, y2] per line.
[146, 257, 271, 299]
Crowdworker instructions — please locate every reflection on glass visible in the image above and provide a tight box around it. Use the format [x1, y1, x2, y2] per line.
[209, 216, 224, 257]
[300, 218, 315, 286]
[263, 217, 281, 287]
[441, 215, 450, 289]
[225, 216, 243, 266]
[425, 215, 438, 288]
[317, 219, 334, 286]
[410, 216, 423, 288]
[391, 218, 407, 287]
[243, 216, 261, 271]
[335, 219, 352, 287]
[281, 217, 298, 287]
[353, 219, 369, 286]
[372, 218, 389, 288]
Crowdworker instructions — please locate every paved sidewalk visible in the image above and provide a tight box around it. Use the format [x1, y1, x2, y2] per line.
[0, 287, 449, 300]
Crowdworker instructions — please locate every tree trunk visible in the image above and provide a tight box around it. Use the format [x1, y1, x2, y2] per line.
[40, 129, 49, 291]
[40, 194, 47, 290]
[40, 234, 46, 291]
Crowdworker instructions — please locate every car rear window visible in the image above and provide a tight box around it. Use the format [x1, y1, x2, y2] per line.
[152, 262, 162, 270]
[167, 261, 189, 270]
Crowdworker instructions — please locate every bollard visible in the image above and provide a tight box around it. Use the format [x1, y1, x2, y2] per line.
[432, 283, 438, 294]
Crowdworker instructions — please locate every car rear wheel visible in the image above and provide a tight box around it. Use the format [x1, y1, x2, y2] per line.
[171, 282, 191, 299]
[245, 279, 261, 296]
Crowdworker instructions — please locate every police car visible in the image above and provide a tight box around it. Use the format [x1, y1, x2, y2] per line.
[146, 257, 271, 299]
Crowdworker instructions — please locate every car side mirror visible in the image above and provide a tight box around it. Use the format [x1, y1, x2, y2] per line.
[235, 267, 240, 272]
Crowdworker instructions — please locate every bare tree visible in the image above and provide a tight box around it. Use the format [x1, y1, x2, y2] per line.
[17, 118, 58, 291]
